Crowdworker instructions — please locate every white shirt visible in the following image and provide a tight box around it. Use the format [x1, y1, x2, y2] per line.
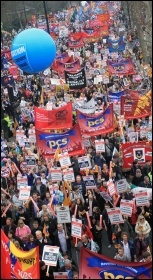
[123, 242, 131, 261]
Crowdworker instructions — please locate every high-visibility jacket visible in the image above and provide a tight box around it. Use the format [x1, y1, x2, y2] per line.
[4, 116, 11, 128]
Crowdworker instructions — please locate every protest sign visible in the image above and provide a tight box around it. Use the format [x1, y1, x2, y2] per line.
[95, 139, 105, 152]
[29, 133, 36, 143]
[42, 246, 59, 266]
[100, 191, 112, 202]
[19, 187, 30, 201]
[16, 131, 25, 141]
[82, 137, 91, 147]
[107, 181, 116, 196]
[78, 155, 91, 170]
[71, 217, 82, 239]
[50, 168, 62, 182]
[65, 69, 86, 89]
[25, 155, 36, 167]
[59, 153, 71, 168]
[135, 191, 149, 206]
[17, 176, 28, 189]
[18, 137, 26, 147]
[1, 166, 10, 178]
[63, 168, 75, 182]
[131, 187, 152, 201]
[24, 139, 30, 149]
[56, 206, 71, 223]
[53, 272, 68, 279]
[106, 207, 124, 225]
[120, 199, 133, 217]
[82, 175, 96, 189]
[128, 131, 138, 142]
[116, 179, 128, 193]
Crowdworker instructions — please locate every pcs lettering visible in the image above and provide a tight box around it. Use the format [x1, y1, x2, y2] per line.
[47, 138, 68, 149]
[87, 117, 105, 127]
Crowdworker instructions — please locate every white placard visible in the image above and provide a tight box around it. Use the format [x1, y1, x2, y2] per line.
[107, 207, 124, 225]
[19, 187, 30, 201]
[128, 132, 138, 143]
[71, 217, 82, 239]
[82, 175, 96, 189]
[50, 168, 62, 182]
[133, 148, 145, 163]
[42, 245, 59, 266]
[59, 153, 71, 168]
[24, 139, 30, 149]
[25, 155, 36, 167]
[63, 168, 75, 182]
[78, 155, 91, 170]
[95, 139, 105, 152]
[28, 133, 36, 143]
[48, 184, 59, 195]
[116, 179, 127, 193]
[17, 176, 28, 190]
[16, 131, 25, 141]
[131, 187, 152, 201]
[53, 272, 68, 279]
[120, 199, 133, 217]
[135, 191, 149, 206]
[107, 181, 116, 196]
[56, 206, 71, 223]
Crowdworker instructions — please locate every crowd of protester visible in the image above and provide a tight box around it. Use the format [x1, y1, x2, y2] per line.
[1, 1, 152, 279]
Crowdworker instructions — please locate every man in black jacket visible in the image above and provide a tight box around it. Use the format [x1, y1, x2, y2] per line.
[40, 213, 57, 244]
[35, 230, 52, 258]
[28, 192, 43, 219]
[132, 169, 144, 186]
[15, 205, 30, 226]
[31, 220, 43, 238]
[3, 217, 17, 236]
[31, 177, 47, 200]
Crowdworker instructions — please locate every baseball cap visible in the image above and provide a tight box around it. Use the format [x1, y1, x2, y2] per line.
[18, 206, 24, 211]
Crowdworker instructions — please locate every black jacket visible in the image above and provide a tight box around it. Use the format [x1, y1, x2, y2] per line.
[35, 236, 52, 257]
[54, 228, 72, 253]
[1, 209, 12, 226]
[31, 226, 43, 238]
[28, 199, 43, 219]
[3, 224, 17, 236]
[84, 198, 99, 212]
[132, 175, 144, 186]
[40, 219, 57, 243]
[31, 184, 47, 200]
[15, 211, 30, 226]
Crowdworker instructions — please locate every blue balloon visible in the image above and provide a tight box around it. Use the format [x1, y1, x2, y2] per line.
[11, 28, 56, 74]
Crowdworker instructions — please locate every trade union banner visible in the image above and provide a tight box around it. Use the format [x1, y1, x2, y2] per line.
[121, 90, 152, 119]
[36, 123, 85, 158]
[1, 230, 40, 279]
[68, 37, 84, 48]
[77, 104, 114, 136]
[79, 247, 152, 279]
[108, 36, 125, 52]
[107, 58, 135, 75]
[65, 68, 87, 89]
[74, 98, 95, 114]
[109, 90, 125, 102]
[34, 102, 73, 130]
[121, 141, 152, 168]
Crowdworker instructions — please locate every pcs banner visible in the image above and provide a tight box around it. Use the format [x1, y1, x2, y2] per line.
[121, 141, 152, 168]
[36, 123, 85, 158]
[77, 104, 114, 136]
[1, 230, 40, 279]
[107, 58, 135, 75]
[79, 247, 152, 279]
[108, 36, 125, 52]
[34, 102, 72, 130]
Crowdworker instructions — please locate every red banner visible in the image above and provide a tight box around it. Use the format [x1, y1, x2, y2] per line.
[107, 59, 135, 75]
[121, 141, 152, 168]
[97, 13, 110, 22]
[79, 247, 152, 279]
[68, 37, 84, 48]
[34, 102, 73, 130]
[121, 90, 152, 119]
[36, 124, 85, 158]
[77, 104, 114, 136]
[57, 59, 81, 74]
[9, 65, 19, 79]
[1, 230, 40, 279]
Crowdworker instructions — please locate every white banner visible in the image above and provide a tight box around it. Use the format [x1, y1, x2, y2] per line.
[59, 153, 71, 168]
[25, 155, 36, 167]
[131, 187, 152, 201]
[95, 139, 105, 152]
[74, 98, 95, 114]
[107, 207, 124, 225]
[28, 133, 36, 143]
[78, 155, 91, 170]
[50, 168, 62, 182]
[120, 199, 133, 217]
[19, 187, 30, 201]
[63, 168, 75, 182]
[82, 175, 96, 189]
[17, 176, 28, 190]
[71, 217, 82, 239]
[107, 181, 116, 196]
[42, 245, 59, 266]
[56, 206, 71, 223]
[116, 179, 128, 193]
[135, 191, 149, 206]
[53, 272, 68, 279]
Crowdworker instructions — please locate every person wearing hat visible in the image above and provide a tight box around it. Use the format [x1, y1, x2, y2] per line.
[15, 205, 30, 226]
[59, 259, 78, 279]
